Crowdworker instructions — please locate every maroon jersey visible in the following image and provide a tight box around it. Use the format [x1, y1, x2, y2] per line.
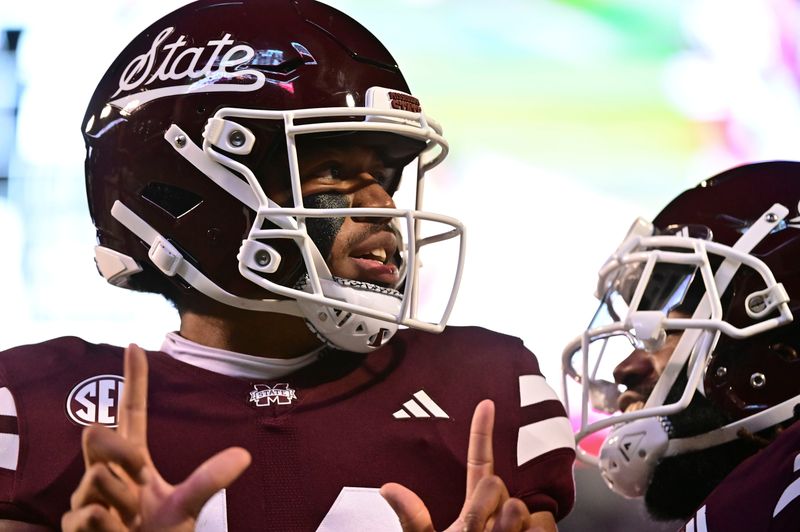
[680, 420, 800, 531]
[0, 326, 575, 530]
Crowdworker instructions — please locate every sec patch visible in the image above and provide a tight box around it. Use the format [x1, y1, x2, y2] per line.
[66, 374, 125, 427]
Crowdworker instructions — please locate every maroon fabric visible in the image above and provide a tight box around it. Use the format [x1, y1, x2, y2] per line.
[0, 326, 575, 530]
[680, 420, 800, 531]
[0, 416, 16, 435]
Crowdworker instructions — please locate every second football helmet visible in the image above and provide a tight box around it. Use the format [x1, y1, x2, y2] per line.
[563, 161, 800, 497]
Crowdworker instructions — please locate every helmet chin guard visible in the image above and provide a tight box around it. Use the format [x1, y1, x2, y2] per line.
[296, 276, 402, 352]
[598, 417, 670, 498]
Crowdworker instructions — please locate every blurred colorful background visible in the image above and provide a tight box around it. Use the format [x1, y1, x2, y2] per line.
[2, 0, 799, 529]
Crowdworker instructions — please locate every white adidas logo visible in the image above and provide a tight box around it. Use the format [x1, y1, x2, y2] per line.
[393, 390, 449, 419]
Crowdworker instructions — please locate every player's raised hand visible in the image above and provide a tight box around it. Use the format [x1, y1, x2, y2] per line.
[62, 344, 252, 532]
[380, 400, 556, 532]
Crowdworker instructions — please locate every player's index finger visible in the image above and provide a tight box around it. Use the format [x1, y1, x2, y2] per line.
[118, 343, 149, 447]
[465, 399, 495, 499]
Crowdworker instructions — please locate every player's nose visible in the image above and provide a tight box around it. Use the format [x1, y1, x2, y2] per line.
[352, 173, 395, 223]
[613, 349, 658, 391]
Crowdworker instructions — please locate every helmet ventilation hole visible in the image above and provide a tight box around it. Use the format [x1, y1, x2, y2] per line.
[140, 182, 203, 219]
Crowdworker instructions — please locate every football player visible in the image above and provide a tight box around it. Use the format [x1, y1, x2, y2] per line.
[0, 1, 576, 530]
[564, 161, 800, 529]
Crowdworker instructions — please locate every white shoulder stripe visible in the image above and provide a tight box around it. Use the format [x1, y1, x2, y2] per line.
[519, 375, 558, 407]
[517, 417, 575, 466]
[0, 388, 16, 416]
[0, 433, 19, 470]
[0, 388, 19, 471]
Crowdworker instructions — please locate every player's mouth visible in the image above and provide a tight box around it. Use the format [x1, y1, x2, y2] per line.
[617, 390, 648, 414]
[348, 232, 400, 287]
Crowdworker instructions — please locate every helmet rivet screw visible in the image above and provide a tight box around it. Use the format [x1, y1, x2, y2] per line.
[750, 372, 766, 389]
[748, 295, 767, 314]
[716, 366, 727, 378]
[175, 135, 187, 148]
[229, 130, 246, 147]
[765, 212, 779, 223]
[318, 312, 328, 322]
[254, 250, 271, 267]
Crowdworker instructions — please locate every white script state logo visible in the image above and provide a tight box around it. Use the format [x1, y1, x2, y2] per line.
[109, 26, 265, 111]
[249, 383, 297, 407]
[66, 374, 125, 427]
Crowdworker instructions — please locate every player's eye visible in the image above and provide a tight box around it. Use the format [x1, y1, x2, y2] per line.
[315, 164, 343, 182]
[362, 165, 389, 188]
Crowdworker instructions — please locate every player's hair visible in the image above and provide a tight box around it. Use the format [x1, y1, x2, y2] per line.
[125, 264, 187, 314]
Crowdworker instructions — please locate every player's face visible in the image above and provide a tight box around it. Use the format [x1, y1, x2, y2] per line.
[274, 141, 402, 288]
[609, 310, 752, 520]
[612, 310, 691, 414]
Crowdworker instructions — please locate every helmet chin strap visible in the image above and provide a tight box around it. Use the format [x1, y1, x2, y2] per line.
[666, 394, 800, 455]
[106, 200, 304, 316]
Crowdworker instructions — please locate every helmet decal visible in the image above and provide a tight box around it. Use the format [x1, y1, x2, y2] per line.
[110, 27, 264, 111]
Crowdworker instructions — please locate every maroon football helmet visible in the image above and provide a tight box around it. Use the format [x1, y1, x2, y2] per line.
[563, 161, 800, 497]
[82, 0, 465, 353]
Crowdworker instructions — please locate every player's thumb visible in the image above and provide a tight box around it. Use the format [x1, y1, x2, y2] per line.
[380, 482, 435, 532]
[176, 446, 252, 516]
